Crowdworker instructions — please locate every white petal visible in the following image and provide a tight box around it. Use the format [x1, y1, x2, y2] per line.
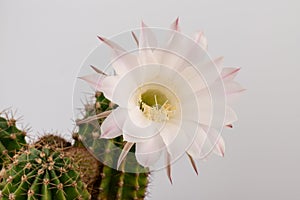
[98, 36, 139, 75]
[194, 32, 208, 51]
[123, 132, 148, 143]
[224, 81, 245, 95]
[195, 57, 224, 87]
[159, 119, 181, 146]
[135, 134, 164, 167]
[128, 106, 152, 128]
[221, 67, 240, 80]
[101, 76, 120, 101]
[100, 107, 127, 139]
[181, 88, 212, 125]
[199, 125, 225, 158]
[164, 120, 200, 162]
[180, 66, 207, 91]
[98, 36, 125, 52]
[79, 74, 104, 91]
[123, 112, 161, 142]
[224, 106, 238, 125]
[139, 21, 157, 48]
[213, 136, 225, 157]
[186, 126, 207, 159]
[117, 142, 135, 169]
[166, 129, 188, 162]
[138, 22, 158, 65]
[111, 52, 139, 75]
[170, 17, 180, 31]
[110, 65, 162, 108]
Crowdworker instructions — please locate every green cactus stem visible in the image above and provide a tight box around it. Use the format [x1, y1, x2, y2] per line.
[76, 91, 150, 200]
[0, 144, 91, 200]
[0, 113, 27, 171]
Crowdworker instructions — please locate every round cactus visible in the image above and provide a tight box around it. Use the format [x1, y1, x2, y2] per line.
[0, 144, 91, 200]
[65, 145, 101, 197]
[35, 134, 71, 149]
[0, 113, 27, 171]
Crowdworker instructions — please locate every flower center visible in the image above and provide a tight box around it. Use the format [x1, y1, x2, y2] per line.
[137, 84, 177, 122]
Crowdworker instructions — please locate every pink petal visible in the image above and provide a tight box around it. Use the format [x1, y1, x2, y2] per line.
[138, 22, 158, 65]
[111, 52, 139, 75]
[221, 67, 240, 80]
[159, 119, 181, 146]
[199, 125, 225, 158]
[180, 66, 207, 91]
[194, 32, 208, 51]
[224, 106, 238, 125]
[100, 76, 120, 101]
[213, 136, 225, 157]
[100, 107, 127, 139]
[98, 36, 139, 75]
[79, 74, 104, 91]
[186, 126, 207, 159]
[139, 21, 157, 48]
[170, 17, 180, 32]
[97, 36, 124, 52]
[117, 142, 135, 169]
[224, 81, 245, 95]
[122, 110, 161, 142]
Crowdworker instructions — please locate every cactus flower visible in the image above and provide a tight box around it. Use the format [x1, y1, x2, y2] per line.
[81, 19, 244, 174]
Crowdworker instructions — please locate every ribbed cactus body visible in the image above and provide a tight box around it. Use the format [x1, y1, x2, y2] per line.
[0, 115, 26, 170]
[65, 145, 100, 196]
[0, 145, 91, 200]
[77, 92, 150, 200]
[98, 166, 149, 200]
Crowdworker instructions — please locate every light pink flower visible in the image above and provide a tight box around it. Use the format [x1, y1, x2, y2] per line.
[81, 19, 244, 175]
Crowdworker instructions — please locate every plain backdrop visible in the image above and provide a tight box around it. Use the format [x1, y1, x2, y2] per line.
[0, 0, 299, 199]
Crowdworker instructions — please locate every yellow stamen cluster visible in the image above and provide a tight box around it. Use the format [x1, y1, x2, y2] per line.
[139, 88, 176, 122]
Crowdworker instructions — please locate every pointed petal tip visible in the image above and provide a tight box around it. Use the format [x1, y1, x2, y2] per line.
[175, 17, 179, 26]
[90, 65, 107, 75]
[226, 124, 233, 128]
[166, 152, 173, 184]
[117, 142, 134, 170]
[141, 20, 146, 28]
[167, 166, 173, 184]
[97, 35, 105, 42]
[170, 17, 180, 31]
[187, 153, 198, 175]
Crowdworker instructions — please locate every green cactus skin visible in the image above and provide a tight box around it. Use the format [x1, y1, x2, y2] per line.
[0, 144, 91, 200]
[76, 92, 150, 200]
[0, 114, 27, 171]
[64, 145, 100, 197]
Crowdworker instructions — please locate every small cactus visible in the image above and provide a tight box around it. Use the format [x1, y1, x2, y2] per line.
[76, 92, 150, 200]
[0, 112, 27, 171]
[0, 143, 91, 200]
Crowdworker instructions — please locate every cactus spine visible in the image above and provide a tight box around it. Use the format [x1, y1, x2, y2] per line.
[0, 113, 27, 171]
[76, 92, 150, 200]
[0, 142, 91, 200]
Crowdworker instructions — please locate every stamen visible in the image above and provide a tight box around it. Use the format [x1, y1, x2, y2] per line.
[154, 95, 159, 110]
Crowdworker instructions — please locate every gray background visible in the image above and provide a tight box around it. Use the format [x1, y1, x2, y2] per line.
[0, 0, 299, 199]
